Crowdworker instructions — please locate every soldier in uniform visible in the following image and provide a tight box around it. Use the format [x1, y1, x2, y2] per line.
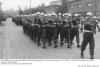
[70, 13, 81, 48]
[81, 12, 95, 59]
[79, 16, 85, 33]
[60, 13, 71, 48]
[36, 12, 46, 48]
[55, 13, 62, 41]
[51, 13, 58, 48]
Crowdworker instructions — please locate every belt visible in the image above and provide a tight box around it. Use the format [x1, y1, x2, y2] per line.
[84, 30, 94, 33]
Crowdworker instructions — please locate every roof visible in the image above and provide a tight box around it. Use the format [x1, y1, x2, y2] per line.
[44, 5, 61, 9]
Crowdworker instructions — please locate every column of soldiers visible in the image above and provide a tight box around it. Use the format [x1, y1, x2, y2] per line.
[12, 15, 23, 26]
[12, 12, 100, 59]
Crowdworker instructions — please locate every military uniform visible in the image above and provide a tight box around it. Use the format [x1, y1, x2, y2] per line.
[81, 23, 95, 59]
[70, 18, 81, 48]
[60, 20, 71, 48]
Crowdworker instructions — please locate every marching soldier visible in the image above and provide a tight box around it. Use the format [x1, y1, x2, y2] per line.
[51, 13, 59, 48]
[60, 13, 71, 48]
[70, 13, 81, 48]
[81, 12, 95, 59]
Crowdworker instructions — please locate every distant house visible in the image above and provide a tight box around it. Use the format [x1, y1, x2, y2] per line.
[66, 0, 100, 16]
[43, 0, 69, 14]
[43, 5, 61, 14]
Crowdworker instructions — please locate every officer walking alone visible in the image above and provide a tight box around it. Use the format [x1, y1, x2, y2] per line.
[81, 12, 96, 59]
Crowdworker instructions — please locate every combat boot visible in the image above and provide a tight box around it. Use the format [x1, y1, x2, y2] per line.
[90, 55, 94, 59]
[67, 43, 71, 48]
[54, 45, 58, 48]
[43, 42, 47, 49]
[67, 45, 71, 48]
[37, 43, 41, 47]
[77, 45, 81, 48]
[54, 42, 58, 48]
[81, 52, 84, 58]
[61, 42, 64, 47]
[48, 42, 52, 46]
[70, 42, 74, 46]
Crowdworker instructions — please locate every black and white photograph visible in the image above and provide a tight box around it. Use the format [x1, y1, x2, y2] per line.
[0, 0, 100, 66]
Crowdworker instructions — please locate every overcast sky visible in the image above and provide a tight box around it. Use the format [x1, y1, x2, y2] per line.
[0, 0, 57, 11]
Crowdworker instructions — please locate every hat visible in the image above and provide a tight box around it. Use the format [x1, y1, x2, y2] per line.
[92, 16, 97, 18]
[68, 13, 72, 16]
[40, 12, 44, 15]
[37, 12, 40, 14]
[51, 13, 56, 16]
[58, 13, 61, 15]
[48, 14, 51, 16]
[74, 13, 79, 16]
[63, 13, 69, 16]
[87, 12, 92, 16]
[44, 14, 48, 16]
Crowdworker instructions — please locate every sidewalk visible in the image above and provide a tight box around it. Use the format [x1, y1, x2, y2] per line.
[0, 21, 6, 59]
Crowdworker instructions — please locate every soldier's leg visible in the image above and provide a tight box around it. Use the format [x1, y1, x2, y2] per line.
[66, 28, 71, 48]
[76, 30, 81, 48]
[26, 25, 28, 35]
[80, 27, 83, 33]
[34, 30, 37, 43]
[48, 34, 52, 46]
[53, 32, 58, 48]
[42, 30, 47, 49]
[81, 33, 89, 58]
[37, 30, 42, 47]
[31, 29, 34, 41]
[70, 30, 75, 46]
[60, 27, 63, 47]
[24, 25, 26, 35]
[97, 24, 100, 31]
[60, 33, 64, 47]
[29, 27, 33, 41]
[51, 28, 58, 48]
[89, 38, 95, 59]
[29, 26, 32, 38]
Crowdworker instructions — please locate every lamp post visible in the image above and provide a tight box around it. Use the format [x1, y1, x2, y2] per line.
[0, 2, 2, 10]
[30, 0, 32, 14]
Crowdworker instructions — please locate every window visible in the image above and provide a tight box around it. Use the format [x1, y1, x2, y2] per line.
[88, 3, 92, 6]
[87, 0, 92, 2]
[78, 4, 82, 7]
[88, 0, 92, 2]
[67, 0, 74, 2]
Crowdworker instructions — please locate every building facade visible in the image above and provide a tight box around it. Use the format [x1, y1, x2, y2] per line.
[43, 0, 62, 14]
[50, 1, 62, 6]
[57, 0, 100, 16]
[43, 5, 61, 14]
[66, 0, 100, 16]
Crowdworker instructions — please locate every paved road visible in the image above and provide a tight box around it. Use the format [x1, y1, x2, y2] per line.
[1, 18, 100, 59]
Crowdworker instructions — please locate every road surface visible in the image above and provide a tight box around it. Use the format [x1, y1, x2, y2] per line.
[0, 18, 100, 59]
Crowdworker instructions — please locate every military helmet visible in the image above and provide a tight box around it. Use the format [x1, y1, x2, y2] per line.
[44, 14, 48, 16]
[40, 12, 44, 16]
[51, 12, 56, 16]
[37, 12, 40, 14]
[58, 13, 62, 16]
[74, 13, 79, 16]
[86, 12, 92, 16]
[92, 16, 97, 18]
[68, 13, 72, 16]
